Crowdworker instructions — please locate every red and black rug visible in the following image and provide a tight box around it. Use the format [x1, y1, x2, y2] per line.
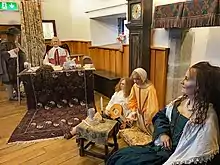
[8, 105, 87, 143]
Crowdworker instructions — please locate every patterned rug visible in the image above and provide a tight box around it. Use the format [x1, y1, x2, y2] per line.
[8, 105, 88, 143]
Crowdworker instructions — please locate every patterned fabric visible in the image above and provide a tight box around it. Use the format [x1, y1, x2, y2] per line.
[76, 117, 118, 145]
[181, 0, 220, 28]
[153, 0, 220, 28]
[153, 2, 184, 28]
[20, 0, 45, 66]
[119, 127, 152, 146]
[8, 105, 87, 143]
[9, 67, 95, 143]
[19, 67, 95, 110]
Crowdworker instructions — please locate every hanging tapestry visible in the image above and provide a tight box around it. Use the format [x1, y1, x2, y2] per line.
[153, 0, 220, 28]
[181, 0, 220, 28]
[153, 2, 184, 28]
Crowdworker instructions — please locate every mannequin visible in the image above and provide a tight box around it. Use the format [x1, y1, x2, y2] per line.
[0, 27, 28, 101]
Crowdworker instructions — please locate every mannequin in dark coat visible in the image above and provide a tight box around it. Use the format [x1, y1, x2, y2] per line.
[0, 27, 27, 101]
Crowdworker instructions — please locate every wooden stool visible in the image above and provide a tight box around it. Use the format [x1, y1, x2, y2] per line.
[77, 118, 119, 161]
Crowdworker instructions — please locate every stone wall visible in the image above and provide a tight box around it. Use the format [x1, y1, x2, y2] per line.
[165, 29, 194, 103]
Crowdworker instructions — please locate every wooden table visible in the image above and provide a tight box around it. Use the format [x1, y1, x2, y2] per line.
[18, 68, 95, 110]
[76, 118, 119, 161]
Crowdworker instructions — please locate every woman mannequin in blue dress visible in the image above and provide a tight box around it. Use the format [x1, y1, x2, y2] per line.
[106, 62, 220, 165]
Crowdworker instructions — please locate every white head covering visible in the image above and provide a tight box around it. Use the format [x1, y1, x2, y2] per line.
[132, 68, 148, 82]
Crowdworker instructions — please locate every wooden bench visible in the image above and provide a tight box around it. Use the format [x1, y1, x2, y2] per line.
[94, 70, 120, 98]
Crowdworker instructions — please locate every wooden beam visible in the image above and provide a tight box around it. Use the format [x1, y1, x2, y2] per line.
[142, 0, 153, 77]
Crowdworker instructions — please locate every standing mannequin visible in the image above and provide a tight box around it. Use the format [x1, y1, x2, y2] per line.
[0, 27, 27, 101]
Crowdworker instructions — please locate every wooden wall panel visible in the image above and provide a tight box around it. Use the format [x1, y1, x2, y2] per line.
[90, 48, 100, 70]
[115, 51, 122, 76]
[150, 47, 169, 109]
[89, 48, 96, 68]
[109, 50, 116, 74]
[122, 45, 129, 77]
[45, 40, 91, 55]
[104, 50, 110, 72]
[99, 49, 105, 70]
[89, 46, 123, 76]
[150, 49, 156, 84]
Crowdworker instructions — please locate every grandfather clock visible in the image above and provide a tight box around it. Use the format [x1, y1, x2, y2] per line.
[126, 0, 153, 75]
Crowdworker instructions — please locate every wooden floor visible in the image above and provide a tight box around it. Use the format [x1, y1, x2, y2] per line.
[0, 91, 127, 165]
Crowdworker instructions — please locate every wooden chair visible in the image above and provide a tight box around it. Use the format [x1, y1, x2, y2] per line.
[82, 56, 93, 65]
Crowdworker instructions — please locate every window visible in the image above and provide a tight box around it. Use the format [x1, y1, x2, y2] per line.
[118, 17, 126, 35]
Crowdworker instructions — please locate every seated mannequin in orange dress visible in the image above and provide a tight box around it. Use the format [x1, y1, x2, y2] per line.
[119, 68, 159, 146]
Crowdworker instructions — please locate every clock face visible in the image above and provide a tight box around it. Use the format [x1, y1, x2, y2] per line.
[131, 3, 141, 20]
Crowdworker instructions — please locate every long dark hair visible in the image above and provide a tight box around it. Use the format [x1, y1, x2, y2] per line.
[190, 62, 220, 124]
[115, 78, 133, 98]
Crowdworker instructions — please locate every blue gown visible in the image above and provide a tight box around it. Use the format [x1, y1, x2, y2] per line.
[106, 102, 188, 165]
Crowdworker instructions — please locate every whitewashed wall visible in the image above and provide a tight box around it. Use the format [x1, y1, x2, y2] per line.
[85, 0, 127, 45]
[90, 16, 118, 46]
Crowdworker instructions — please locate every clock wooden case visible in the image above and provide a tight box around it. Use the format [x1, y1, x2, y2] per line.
[126, 0, 153, 75]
